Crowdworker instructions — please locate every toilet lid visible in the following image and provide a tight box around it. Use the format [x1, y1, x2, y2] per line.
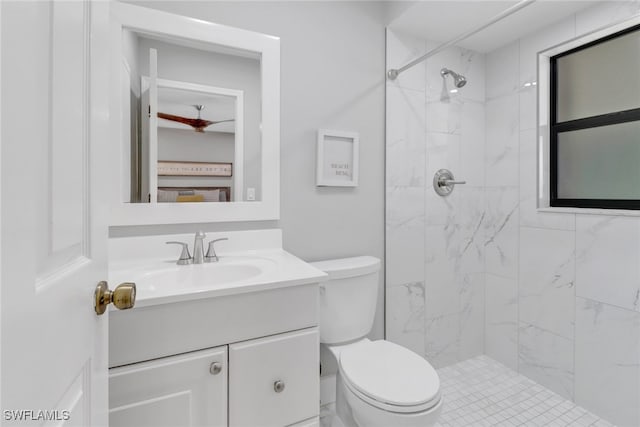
[339, 340, 440, 408]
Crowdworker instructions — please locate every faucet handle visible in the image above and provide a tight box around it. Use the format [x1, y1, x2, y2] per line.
[205, 238, 228, 263]
[166, 241, 192, 265]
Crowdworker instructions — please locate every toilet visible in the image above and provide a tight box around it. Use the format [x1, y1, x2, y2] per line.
[312, 256, 443, 427]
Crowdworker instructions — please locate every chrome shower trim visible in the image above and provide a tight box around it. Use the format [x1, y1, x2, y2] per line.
[386, 0, 536, 80]
[440, 68, 467, 88]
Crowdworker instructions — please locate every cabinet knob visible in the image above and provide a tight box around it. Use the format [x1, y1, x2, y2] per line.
[273, 380, 285, 393]
[209, 362, 222, 375]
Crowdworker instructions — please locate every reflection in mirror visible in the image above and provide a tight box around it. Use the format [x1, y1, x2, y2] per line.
[121, 29, 262, 204]
[143, 80, 242, 204]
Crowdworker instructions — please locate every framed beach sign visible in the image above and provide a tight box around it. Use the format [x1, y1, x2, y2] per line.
[316, 129, 359, 187]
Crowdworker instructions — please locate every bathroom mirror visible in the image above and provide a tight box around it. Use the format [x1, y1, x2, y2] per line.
[109, 2, 280, 225]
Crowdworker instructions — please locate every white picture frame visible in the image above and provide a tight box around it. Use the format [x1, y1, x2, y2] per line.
[316, 129, 359, 187]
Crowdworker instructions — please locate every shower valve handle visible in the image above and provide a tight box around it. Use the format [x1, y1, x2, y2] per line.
[442, 179, 466, 185]
[433, 169, 465, 197]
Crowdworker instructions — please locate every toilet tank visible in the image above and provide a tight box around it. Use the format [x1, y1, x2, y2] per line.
[311, 256, 381, 345]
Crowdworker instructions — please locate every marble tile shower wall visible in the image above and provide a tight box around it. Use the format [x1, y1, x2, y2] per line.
[386, 29, 487, 369]
[485, 3, 640, 426]
[386, 2, 640, 426]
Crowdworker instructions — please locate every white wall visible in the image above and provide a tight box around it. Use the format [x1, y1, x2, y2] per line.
[483, 2, 640, 426]
[112, 1, 387, 339]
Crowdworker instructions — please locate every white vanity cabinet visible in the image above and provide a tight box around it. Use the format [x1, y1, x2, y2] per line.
[109, 328, 319, 427]
[108, 281, 321, 427]
[109, 346, 228, 427]
[107, 231, 326, 426]
[229, 329, 319, 426]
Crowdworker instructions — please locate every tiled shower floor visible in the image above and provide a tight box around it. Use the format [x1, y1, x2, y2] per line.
[435, 355, 613, 427]
[321, 355, 614, 427]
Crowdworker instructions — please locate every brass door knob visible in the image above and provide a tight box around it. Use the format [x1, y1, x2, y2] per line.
[94, 281, 136, 315]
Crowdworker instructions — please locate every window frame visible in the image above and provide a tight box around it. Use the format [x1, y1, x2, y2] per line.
[549, 23, 640, 210]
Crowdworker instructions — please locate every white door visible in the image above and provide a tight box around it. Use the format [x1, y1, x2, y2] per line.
[148, 48, 158, 204]
[1, 1, 112, 425]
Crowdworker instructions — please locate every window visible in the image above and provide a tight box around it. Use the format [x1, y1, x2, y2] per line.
[550, 24, 640, 209]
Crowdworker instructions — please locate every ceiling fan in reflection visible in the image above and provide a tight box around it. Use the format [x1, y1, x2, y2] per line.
[157, 104, 234, 133]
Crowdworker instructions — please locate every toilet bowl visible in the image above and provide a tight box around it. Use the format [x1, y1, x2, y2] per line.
[327, 339, 442, 427]
[312, 257, 442, 427]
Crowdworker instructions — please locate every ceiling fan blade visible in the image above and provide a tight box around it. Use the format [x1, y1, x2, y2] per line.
[158, 112, 214, 131]
[204, 118, 236, 127]
[158, 112, 235, 132]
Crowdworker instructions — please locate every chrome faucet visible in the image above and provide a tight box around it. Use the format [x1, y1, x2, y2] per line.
[165, 241, 192, 265]
[205, 238, 228, 263]
[192, 231, 206, 264]
[166, 231, 209, 265]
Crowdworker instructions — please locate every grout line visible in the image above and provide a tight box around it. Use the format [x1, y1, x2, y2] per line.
[570, 14, 579, 403]
[482, 46, 489, 363]
[573, 212, 577, 402]
[423, 39, 429, 358]
[518, 223, 574, 232]
[516, 36, 521, 376]
[383, 28, 388, 342]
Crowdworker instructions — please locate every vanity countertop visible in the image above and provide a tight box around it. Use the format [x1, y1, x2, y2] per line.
[109, 248, 327, 308]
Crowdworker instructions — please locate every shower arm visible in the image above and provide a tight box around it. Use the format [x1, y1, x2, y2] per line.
[387, 0, 536, 80]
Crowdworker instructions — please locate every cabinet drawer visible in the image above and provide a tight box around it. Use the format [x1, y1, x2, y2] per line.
[229, 328, 319, 427]
[109, 346, 227, 427]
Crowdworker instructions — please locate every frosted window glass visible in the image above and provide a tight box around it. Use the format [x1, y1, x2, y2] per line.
[557, 121, 640, 199]
[556, 30, 640, 122]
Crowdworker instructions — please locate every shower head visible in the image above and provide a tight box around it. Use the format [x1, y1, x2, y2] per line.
[441, 68, 467, 88]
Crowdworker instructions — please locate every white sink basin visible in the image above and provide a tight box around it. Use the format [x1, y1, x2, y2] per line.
[111, 255, 279, 303]
[109, 247, 327, 308]
[139, 262, 267, 290]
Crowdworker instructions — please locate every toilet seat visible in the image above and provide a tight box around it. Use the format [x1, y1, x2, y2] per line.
[338, 340, 441, 413]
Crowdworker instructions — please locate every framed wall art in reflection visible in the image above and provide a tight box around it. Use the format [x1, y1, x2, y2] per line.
[316, 129, 359, 187]
[158, 161, 233, 177]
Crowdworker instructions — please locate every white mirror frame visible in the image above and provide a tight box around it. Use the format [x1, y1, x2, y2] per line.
[109, 2, 280, 225]
[536, 14, 640, 216]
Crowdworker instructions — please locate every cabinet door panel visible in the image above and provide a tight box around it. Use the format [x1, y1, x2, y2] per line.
[287, 417, 320, 427]
[109, 346, 227, 427]
[229, 328, 319, 427]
